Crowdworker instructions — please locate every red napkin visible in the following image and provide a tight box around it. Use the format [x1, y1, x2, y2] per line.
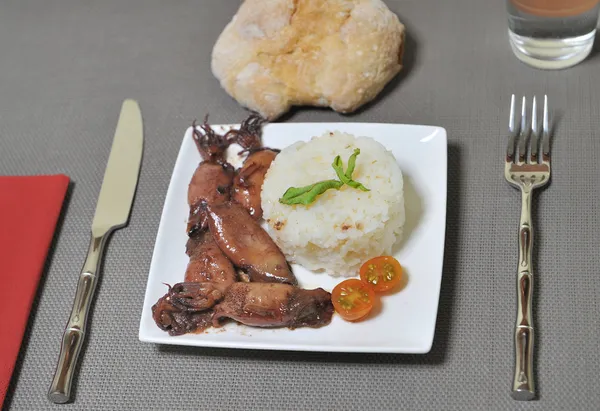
[0, 174, 69, 406]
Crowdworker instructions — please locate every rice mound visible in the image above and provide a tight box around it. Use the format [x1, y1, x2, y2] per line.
[261, 131, 405, 277]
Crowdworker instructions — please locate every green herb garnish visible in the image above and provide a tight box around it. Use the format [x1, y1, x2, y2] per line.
[279, 148, 370, 205]
[331, 150, 370, 192]
[279, 180, 344, 205]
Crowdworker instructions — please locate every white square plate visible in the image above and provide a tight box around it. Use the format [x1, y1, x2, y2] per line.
[139, 122, 447, 353]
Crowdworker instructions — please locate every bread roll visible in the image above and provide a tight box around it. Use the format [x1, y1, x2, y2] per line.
[212, 0, 406, 119]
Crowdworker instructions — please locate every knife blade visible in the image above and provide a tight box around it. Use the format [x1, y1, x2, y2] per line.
[48, 99, 143, 404]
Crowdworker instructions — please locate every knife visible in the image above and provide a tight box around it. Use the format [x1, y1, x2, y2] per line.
[48, 99, 143, 404]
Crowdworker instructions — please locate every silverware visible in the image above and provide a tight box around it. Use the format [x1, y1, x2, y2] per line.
[504, 95, 551, 401]
[48, 99, 143, 404]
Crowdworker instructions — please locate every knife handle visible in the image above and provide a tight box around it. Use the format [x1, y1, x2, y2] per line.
[48, 232, 110, 404]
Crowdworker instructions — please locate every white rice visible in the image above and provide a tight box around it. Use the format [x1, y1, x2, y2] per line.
[261, 131, 405, 277]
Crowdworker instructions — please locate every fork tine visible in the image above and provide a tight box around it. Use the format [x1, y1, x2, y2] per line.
[506, 94, 517, 160]
[541, 95, 550, 160]
[530, 96, 539, 162]
[509, 94, 516, 132]
[517, 97, 529, 163]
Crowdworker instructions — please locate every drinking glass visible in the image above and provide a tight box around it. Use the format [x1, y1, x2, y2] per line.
[507, 0, 600, 69]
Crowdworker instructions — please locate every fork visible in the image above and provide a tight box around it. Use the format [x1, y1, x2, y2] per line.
[504, 95, 551, 401]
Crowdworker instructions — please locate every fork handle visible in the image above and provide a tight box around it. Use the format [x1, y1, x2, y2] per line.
[512, 188, 535, 401]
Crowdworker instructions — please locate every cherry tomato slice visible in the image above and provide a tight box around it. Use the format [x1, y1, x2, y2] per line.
[359, 256, 403, 292]
[331, 279, 375, 321]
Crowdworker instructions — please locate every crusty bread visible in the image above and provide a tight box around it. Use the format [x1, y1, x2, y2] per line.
[212, 0, 406, 119]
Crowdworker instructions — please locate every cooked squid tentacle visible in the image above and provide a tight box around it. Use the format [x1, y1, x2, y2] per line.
[151, 282, 221, 336]
[192, 116, 230, 163]
[168, 282, 223, 311]
[187, 161, 234, 235]
[206, 201, 297, 285]
[224, 113, 266, 153]
[184, 231, 238, 291]
[212, 283, 334, 328]
[232, 148, 279, 220]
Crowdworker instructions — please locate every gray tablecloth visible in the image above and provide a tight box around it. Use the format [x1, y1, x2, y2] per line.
[2, 0, 600, 410]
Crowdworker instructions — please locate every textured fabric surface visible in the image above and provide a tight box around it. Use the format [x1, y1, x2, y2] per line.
[2, 0, 600, 410]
